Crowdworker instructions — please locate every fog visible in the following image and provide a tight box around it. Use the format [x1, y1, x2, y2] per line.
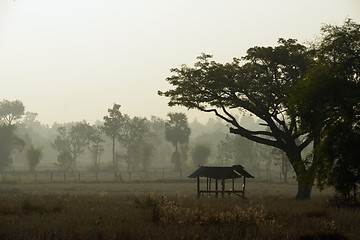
[1, 0, 359, 125]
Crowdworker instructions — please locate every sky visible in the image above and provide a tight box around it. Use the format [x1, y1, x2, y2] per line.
[0, 0, 359, 125]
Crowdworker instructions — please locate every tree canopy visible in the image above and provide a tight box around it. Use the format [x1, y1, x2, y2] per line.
[289, 19, 360, 203]
[52, 122, 93, 168]
[159, 39, 313, 199]
[0, 99, 25, 125]
[101, 103, 125, 176]
[159, 19, 360, 199]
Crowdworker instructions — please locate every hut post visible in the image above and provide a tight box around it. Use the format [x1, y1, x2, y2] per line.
[197, 177, 200, 198]
[242, 176, 246, 198]
[206, 177, 209, 192]
[232, 178, 235, 194]
[215, 179, 218, 198]
[221, 179, 225, 198]
[209, 178, 212, 196]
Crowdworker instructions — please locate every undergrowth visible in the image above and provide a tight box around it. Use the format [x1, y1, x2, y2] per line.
[0, 191, 358, 239]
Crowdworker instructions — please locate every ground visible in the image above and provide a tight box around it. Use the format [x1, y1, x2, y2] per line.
[0, 180, 358, 240]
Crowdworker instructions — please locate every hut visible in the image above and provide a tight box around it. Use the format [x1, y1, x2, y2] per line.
[188, 165, 254, 198]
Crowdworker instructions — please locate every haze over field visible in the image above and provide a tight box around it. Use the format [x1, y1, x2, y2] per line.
[0, 0, 359, 125]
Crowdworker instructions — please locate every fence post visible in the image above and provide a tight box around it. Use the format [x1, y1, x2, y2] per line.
[78, 172, 81, 183]
[35, 173, 37, 183]
[50, 172, 53, 182]
[18, 172, 21, 183]
[64, 172, 66, 183]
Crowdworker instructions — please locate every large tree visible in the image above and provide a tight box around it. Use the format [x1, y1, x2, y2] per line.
[0, 99, 25, 125]
[289, 19, 360, 203]
[164, 113, 190, 178]
[159, 39, 315, 199]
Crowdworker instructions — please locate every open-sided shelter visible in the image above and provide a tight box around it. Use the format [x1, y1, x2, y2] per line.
[188, 165, 254, 198]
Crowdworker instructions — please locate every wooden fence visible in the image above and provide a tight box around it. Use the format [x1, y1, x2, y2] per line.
[0, 168, 296, 184]
[0, 168, 194, 184]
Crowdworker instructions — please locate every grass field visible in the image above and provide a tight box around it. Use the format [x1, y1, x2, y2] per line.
[0, 180, 358, 240]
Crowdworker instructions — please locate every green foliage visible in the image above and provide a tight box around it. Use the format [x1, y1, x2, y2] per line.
[159, 39, 314, 199]
[289, 19, 360, 202]
[25, 145, 43, 172]
[191, 142, 211, 167]
[0, 99, 25, 125]
[0, 124, 25, 172]
[55, 150, 73, 171]
[316, 123, 360, 204]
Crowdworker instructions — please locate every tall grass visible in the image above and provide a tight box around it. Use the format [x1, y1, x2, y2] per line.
[0, 182, 358, 239]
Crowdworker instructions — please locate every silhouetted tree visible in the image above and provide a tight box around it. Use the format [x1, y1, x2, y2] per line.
[119, 115, 149, 180]
[289, 19, 360, 203]
[0, 99, 25, 125]
[52, 122, 93, 168]
[102, 103, 125, 177]
[55, 149, 73, 172]
[0, 125, 24, 174]
[165, 113, 190, 178]
[159, 39, 315, 199]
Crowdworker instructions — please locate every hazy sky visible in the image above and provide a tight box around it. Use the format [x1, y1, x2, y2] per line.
[0, 0, 359, 125]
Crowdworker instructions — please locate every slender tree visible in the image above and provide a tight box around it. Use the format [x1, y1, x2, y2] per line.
[164, 113, 190, 178]
[102, 104, 125, 178]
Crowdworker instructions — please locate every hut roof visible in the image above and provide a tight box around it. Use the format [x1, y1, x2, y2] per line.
[188, 165, 254, 179]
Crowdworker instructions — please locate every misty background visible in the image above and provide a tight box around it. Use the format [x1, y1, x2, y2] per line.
[1, 0, 359, 125]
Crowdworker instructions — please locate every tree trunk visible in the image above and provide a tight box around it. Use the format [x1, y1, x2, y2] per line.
[112, 137, 116, 176]
[296, 178, 313, 199]
[73, 152, 77, 169]
[286, 149, 315, 200]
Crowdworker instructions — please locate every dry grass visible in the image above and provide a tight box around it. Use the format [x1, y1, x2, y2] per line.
[0, 181, 358, 239]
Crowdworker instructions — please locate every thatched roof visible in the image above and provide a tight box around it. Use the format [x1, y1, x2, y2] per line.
[188, 165, 254, 179]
